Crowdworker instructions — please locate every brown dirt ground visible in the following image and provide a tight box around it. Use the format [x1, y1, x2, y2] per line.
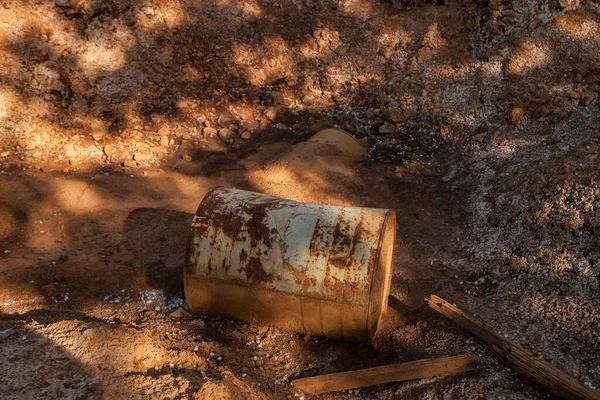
[1, 0, 600, 398]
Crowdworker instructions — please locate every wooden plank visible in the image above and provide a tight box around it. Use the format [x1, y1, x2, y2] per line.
[426, 294, 600, 400]
[292, 355, 476, 395]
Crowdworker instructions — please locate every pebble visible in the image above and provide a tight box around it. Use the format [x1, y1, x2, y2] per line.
[90, 120, 107, 141]
[218, 128, 234, 140]
[182, 154, 193, 162]
[0, 151, 9, 157]
[203, 127, 217, 137]
[40, 283, 59, 297]
[0, 329, 15, 340]
[510, 107, 525, 124]
[160, 136, 169, 147]
[133, 151, 153, 162]
[241, 131, 252, 140]
[528, 18, 542, 31]
[569, 91, 582, 100]
[103, 144, 116, 158]
[158, 127, 170, 137]
[274, 123, 289, 130]
[264, 107, 278, 121]
[218, 114, 234, 126]
[169, 308, 189, 319]
[378, 123, 395, 134]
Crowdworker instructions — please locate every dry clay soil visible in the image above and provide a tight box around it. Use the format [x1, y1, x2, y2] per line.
[1, 0, 600, 399]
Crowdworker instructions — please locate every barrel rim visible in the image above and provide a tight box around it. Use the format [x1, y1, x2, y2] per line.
[184, 185, 224, 311]
[365, 208, 396, 343]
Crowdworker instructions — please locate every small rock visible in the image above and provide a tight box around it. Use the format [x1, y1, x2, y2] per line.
[583, 95, 594, 106]
[356, 75, 369, 84]
[257, 326, 270, 339]
[240, 131, 252, 140]
[103, 144, 116, 158]
[169, 307, 190, 319]
[158, 127, 170, 137]
[182, 154, 193, 162]
[217, 114, 234, 126]
[134, 141, 150, 150]
[160, 136, 169, 147]
[133, 151, 153, 162]
[378, 123, 395, 134]
[510, 107, 525, 124]
[0, 151, 9, 157]
[90, 120, 108, 141]
[122, 159, 137, 168]
[203, 127, 217, 137]
[528, 18, 542, 31]
[578, 64, 588, 77]
[264, 108, 278, 121]
[274, 123, 289, 130]
[218, 128, 234, 140]
[569, 91, 582, 100]
[40, 283, 59, 297]
[240, 119, 259, 131]
[0, 329, 15, 340]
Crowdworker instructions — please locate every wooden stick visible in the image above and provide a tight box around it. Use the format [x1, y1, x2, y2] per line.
[292, 355, 476, 395]
[426, 294, 600, 400]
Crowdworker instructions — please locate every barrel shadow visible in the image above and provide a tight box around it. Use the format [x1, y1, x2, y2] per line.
[122, 208, 194, 301]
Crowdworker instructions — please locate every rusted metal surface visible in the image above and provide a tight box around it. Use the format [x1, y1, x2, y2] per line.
[185, 187, 396, 342]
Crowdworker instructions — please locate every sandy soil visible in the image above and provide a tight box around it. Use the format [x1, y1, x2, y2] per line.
[1, 0, 600, 398]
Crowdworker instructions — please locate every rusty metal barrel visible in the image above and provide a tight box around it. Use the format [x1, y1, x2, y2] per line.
[184, 187, 396, 342]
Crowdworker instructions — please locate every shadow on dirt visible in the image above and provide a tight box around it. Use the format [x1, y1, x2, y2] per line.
[0, 311, 103, 399]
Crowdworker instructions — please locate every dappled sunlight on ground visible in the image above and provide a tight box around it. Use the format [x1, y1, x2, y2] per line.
[1, 0, 600, 398]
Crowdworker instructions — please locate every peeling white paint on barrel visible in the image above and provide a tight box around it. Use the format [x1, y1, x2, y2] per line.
[185, 187, 396, 342]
